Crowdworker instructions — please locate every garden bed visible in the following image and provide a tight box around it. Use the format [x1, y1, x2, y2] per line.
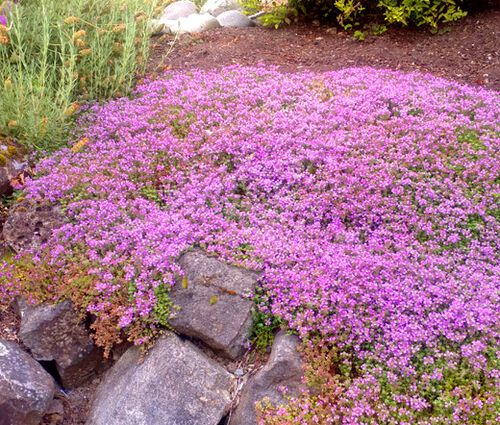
[148, 5, 499, 90]
[1, 4, 499, 424]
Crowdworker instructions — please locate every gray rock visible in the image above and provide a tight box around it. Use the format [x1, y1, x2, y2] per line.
[201, 0, 241, 17]
[217, 10, 253, 28]
[160, 0, 197, 21]
[169, 249, 259, 359]
[18, 299, 103, 389]
[229, 331, 304, 425]
[0, 339, 56, 425]
[3, 199, 65, 253]
[0, 138, 27, 197]
[86, 334, 233, 425]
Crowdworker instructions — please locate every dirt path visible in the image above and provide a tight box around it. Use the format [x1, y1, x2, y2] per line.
[148, 7, 500, 90]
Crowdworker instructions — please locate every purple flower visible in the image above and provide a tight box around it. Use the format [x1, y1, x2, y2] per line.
[2, 66, 499, 423]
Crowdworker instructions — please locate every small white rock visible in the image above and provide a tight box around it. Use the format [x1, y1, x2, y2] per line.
[148, 18, 165, 35]
[201, 0, 241, 17]
[216, 10, 253, 28]
[161, 13, 221, 35]
[161, 0, 198, 21]
[160, 18, 182, 34]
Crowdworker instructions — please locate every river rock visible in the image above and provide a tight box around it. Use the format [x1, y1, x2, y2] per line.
[179, 13, 220, 33]
[217, 10, 254, 27]
[18, 299, 102, 389]
[169, 249, 259, 359]
[229, 331, 304, 425]
[201, 0, 241, 17]
[0, 339, 56, 425]
[161, 13, 220, 34]
[160, 0, 197, 20]
[2, 199, 64, 253]
[86, 334, 233, 425]
[148, 18, 165, 35]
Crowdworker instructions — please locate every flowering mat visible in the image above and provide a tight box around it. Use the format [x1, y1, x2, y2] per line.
[3, 63, 498, 424]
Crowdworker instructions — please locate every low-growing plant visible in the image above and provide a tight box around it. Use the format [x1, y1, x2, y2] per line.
[242, 0, 474, 29]
[0, 0, 158, 152]
[1, 66, 498, 422]
[250, 285, 284, 351]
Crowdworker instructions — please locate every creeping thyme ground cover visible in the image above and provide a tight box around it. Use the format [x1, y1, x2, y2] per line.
[2, 66, 499, 423]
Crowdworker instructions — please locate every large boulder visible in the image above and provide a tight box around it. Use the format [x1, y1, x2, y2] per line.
[169, 249, 259, 359]
[18, 299, 103, 389]
[0, 137, 27, 197]
[229, 331, 304, 425]
[217, 10, 254, 27]
[2, 199, 64, 253]
[160, 0, 197, 20]
[86, 334, 233, 425]
[0, 339, 56, 425]
[201, 0, 241, 17]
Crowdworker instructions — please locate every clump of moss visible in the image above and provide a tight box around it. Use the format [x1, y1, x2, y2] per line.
[0, 153, 7, 166]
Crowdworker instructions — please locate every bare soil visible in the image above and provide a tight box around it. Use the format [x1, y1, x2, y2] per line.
[148, 7, 500, 91]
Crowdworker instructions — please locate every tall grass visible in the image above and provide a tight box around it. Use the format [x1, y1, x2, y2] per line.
[0, 0, 159, 152]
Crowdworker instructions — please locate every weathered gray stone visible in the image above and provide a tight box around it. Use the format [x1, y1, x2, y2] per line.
[201, 0, 241, 17]
[0, 138, 27, 197]
[160, 0, 197, 21]
[217, 10, 254, 27]
[3, 199, 65, 253]
[229, 331, 304, 425]
[86, 334, 233, 425]
[0, 339, 56, 425]
[18, 299, 102, 389]
[169, 249, 259, 359]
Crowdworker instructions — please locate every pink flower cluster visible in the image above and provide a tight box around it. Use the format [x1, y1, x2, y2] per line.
[18, 66, 500, 422]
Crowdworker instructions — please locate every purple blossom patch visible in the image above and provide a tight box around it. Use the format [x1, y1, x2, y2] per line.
[3, 66, 499, 423]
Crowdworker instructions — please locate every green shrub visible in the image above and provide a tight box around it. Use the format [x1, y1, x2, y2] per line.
[244, 0, 473, 29]
[0, 0, 158, 152]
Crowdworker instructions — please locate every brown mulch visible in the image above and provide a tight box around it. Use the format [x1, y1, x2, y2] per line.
[148, 7, 500, 91]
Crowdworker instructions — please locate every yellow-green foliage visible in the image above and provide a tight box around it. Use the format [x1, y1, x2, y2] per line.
[0, 0, 159, 152]
[243, 0, 471, 29]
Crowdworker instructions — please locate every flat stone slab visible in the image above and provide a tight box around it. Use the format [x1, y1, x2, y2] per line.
[86, 334, 233, 425]
[229, 331, 304, 425]
[169, 249, 260, 359]
[0, 339, 56, 425]
[19, 299, 102, 389]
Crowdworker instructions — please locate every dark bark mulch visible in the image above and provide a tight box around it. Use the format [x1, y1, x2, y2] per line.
[148, 6, 500, 91]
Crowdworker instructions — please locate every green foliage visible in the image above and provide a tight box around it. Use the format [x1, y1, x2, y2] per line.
[242, 0, 471, 29]
[0, 0, 158, 152]
[249, 285, 284, 351]
[243, 0, 295, 28]
[353, 29, 365, 40]
[153, 284, 173, 327]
